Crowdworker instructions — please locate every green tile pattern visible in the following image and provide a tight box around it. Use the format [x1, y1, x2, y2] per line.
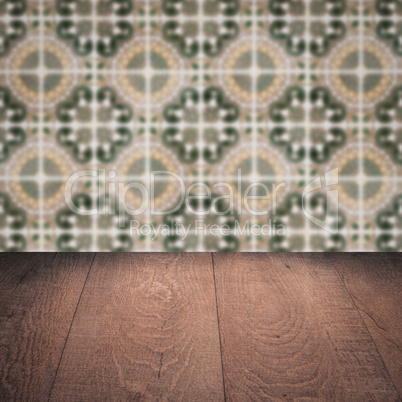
[0, 0, 401, 251]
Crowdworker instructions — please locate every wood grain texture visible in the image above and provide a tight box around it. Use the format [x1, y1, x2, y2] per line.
[213, 253, 400, 401]
[49, 253, 224, 401]
[0, 253, 95, 401]
[0, 253, 401, 401]
[0, 253, 55, 305]
[330, 253, 402, 398]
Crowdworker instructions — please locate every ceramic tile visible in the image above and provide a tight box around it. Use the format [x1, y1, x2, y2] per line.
[0, 0, 401, 251]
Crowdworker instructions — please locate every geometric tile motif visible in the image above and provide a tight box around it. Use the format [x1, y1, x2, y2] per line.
[0, 0, 401, 251]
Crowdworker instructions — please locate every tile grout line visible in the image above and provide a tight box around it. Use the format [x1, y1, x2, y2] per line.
[38, 0, 44, 251]
[251, 0, 257, 252]
[197, 0, 205, 252]
[0, 175, 399, 182]
[0, 15, 390, 22]
[7, 122, 398, 128]
[47, 253, 97, 402]
[304, 0, 311, 252]
[145, 0, 151, 252]
[91, 0, 99, 252]
[0, 68, 399, 74]
[1, 228, 399, 236]
[211, 252, 227, 402]
[358, 0, 364, 251]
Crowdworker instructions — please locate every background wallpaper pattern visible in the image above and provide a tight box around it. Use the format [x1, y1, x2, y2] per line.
[0, 0, 401, 251]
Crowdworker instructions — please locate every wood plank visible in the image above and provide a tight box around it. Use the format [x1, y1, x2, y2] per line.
[0, 253, 96, 401]
[213, 253, 399, 401]
[0, 253, 56, 303]
[49, 253, 224, 401]
[330, 253, 402, 398]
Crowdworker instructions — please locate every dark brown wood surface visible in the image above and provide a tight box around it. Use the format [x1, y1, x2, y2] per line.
[0, 253, 400, 401]
[213, 253, 400, 401]
[0, 253, 55, 306]
[330, 253, 402, 397]
[0, 253, 95, 401]
[49, 253, 224, 401]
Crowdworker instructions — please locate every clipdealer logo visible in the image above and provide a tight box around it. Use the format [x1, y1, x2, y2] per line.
[64, 168, 340, 239]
